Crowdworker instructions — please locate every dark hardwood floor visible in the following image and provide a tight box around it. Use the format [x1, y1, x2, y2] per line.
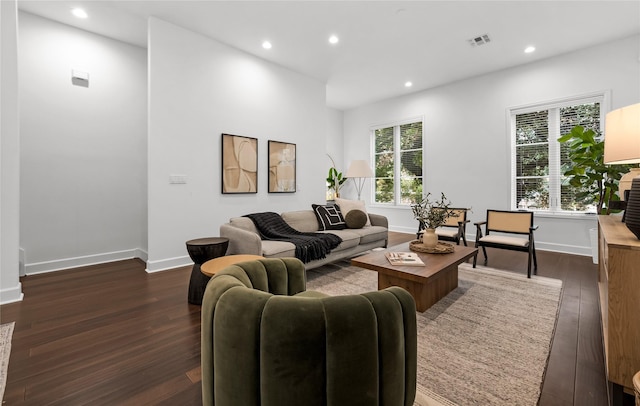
[0, 232, 616, 405]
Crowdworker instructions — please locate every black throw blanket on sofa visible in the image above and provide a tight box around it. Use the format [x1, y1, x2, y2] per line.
[244, 212, 342, 264]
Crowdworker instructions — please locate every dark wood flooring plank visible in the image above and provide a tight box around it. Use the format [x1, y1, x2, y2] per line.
[574, 265, 608, 406]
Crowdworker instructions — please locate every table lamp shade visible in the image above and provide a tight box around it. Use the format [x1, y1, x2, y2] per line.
[604, 102, 640, 240]
[604, 103, 640, 165]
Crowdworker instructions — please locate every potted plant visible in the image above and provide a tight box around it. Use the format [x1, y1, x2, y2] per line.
[558, 125, 632, 215]
[411, 192, 457, 248]
[326, 155, 347, 199]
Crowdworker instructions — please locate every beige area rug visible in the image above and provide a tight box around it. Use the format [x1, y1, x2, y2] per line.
[0, 322, 15, 401]
[306, 262, 563, 406]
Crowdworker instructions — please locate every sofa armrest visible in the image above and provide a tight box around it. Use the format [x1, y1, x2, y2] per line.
[220, 223, 263, 255]
[368, 213, 388, 229]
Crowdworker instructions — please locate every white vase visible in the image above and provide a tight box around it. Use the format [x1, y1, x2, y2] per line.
[422, 228, 438, 249]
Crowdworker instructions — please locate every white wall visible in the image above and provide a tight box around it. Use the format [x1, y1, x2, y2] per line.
[18, 12, 147, 274]
[326, 108, 344, 170]
[147, 18, 327, 271]
[344, 35, 640, 256]
[0, 0, 23, 304]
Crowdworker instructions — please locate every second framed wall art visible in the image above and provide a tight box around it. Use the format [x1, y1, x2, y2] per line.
[268, 140, 296, 193]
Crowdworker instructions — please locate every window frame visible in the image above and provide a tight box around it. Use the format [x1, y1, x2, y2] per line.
[508, 91, 610, 216]
[370, 116, 424, 207]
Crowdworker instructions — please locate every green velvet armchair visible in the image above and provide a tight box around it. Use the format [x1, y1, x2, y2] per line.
[201, 257, 417, 406]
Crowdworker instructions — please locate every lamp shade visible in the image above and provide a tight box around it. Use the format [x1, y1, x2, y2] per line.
[345, 160, 374, 178]
[604, 102, 640, 165]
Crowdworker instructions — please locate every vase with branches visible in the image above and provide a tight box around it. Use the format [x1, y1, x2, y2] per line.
[411, 192, 457, 248]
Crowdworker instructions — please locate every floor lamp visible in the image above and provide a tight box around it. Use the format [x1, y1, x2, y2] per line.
[604, 102, 640, 238]
[345, 160, 374, 200]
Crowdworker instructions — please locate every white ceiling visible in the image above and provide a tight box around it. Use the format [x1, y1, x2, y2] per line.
[17, 1, 640, 110]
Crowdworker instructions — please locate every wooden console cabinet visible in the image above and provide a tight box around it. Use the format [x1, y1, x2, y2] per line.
[598, 215, 640, 404]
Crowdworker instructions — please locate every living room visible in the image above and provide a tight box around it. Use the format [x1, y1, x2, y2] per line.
[1, 1, 639, 404]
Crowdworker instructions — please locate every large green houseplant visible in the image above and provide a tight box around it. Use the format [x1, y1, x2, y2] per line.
[558, 125, 631, 214]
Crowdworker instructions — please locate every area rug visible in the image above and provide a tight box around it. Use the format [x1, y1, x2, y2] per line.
[306, 262, 563, 406]
[0, 322, 15, 401]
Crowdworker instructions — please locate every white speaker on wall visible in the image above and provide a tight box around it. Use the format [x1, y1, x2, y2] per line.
[71, 69, 89, 87]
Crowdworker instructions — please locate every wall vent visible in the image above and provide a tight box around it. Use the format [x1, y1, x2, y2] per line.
[468, 34, 491, 47]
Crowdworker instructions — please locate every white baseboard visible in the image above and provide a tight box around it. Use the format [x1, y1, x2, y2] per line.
[534, 242, 591, 257]
[19, 247, 26, 277]
[0, 283, 24, 305]
[389, 225, 418, 235]
[145, 255, 192, 273]
[25, 248, 147, 275]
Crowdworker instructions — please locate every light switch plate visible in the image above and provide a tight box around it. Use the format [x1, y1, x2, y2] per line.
[169, 175, 187, 184]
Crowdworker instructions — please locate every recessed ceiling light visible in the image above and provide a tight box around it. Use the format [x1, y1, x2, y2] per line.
[71, 8, 88, 19]
[404, 81, 413, 88]
[329, 35, 339, 44]
[262, 41, 272, 50]
[524, 46, 536, 54]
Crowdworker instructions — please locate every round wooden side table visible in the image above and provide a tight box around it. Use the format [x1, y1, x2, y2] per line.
[201, 254, 264, 277]
[186, 237, 229, 305]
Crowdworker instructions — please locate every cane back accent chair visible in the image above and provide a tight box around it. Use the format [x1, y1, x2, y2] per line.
[473, 209, 538, 278]
[416, 208, 470, 246]
[201, 257, 417, 406]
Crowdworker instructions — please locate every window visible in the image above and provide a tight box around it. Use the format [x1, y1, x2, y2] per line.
[511, 93, 607, 213]
[373, 119, 423, 205]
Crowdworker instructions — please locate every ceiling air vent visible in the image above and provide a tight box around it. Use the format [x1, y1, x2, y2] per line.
[468, 34, 491, 47]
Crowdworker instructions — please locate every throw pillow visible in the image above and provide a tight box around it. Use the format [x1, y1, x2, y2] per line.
[345, 209, 368, 229]
[312, 204, 347, 231]
[334, 198, 371, 227]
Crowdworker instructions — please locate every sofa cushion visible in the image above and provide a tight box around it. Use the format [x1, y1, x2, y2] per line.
[261, 241, 296, 257]
[346, 226, 387, 244]
[318, 230, 361, 251]
[312, 204, 347, 231]
[281, 211, 320, 233]
[334, 198, 371, 227]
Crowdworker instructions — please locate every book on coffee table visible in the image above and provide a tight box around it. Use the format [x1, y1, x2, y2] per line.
[385, 252, 424, 266]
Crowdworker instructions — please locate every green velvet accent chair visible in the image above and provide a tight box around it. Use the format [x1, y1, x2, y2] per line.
[201, 257, 417, 406]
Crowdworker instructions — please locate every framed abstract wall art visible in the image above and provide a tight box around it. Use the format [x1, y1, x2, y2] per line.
[221, 133, 258, 194]
[268, 140, 296, 193]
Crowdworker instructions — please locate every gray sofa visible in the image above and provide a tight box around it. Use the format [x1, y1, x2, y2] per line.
[219, 210, 388, 270]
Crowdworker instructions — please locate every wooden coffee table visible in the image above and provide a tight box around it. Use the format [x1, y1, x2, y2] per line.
[351, 242, 478, 312]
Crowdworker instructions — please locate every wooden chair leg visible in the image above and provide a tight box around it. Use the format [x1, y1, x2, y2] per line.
[527, 251, 532, 278]
[482, 246, 488, 265]
[461, 233, 468, 246]
[532, 242, 538, 273]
